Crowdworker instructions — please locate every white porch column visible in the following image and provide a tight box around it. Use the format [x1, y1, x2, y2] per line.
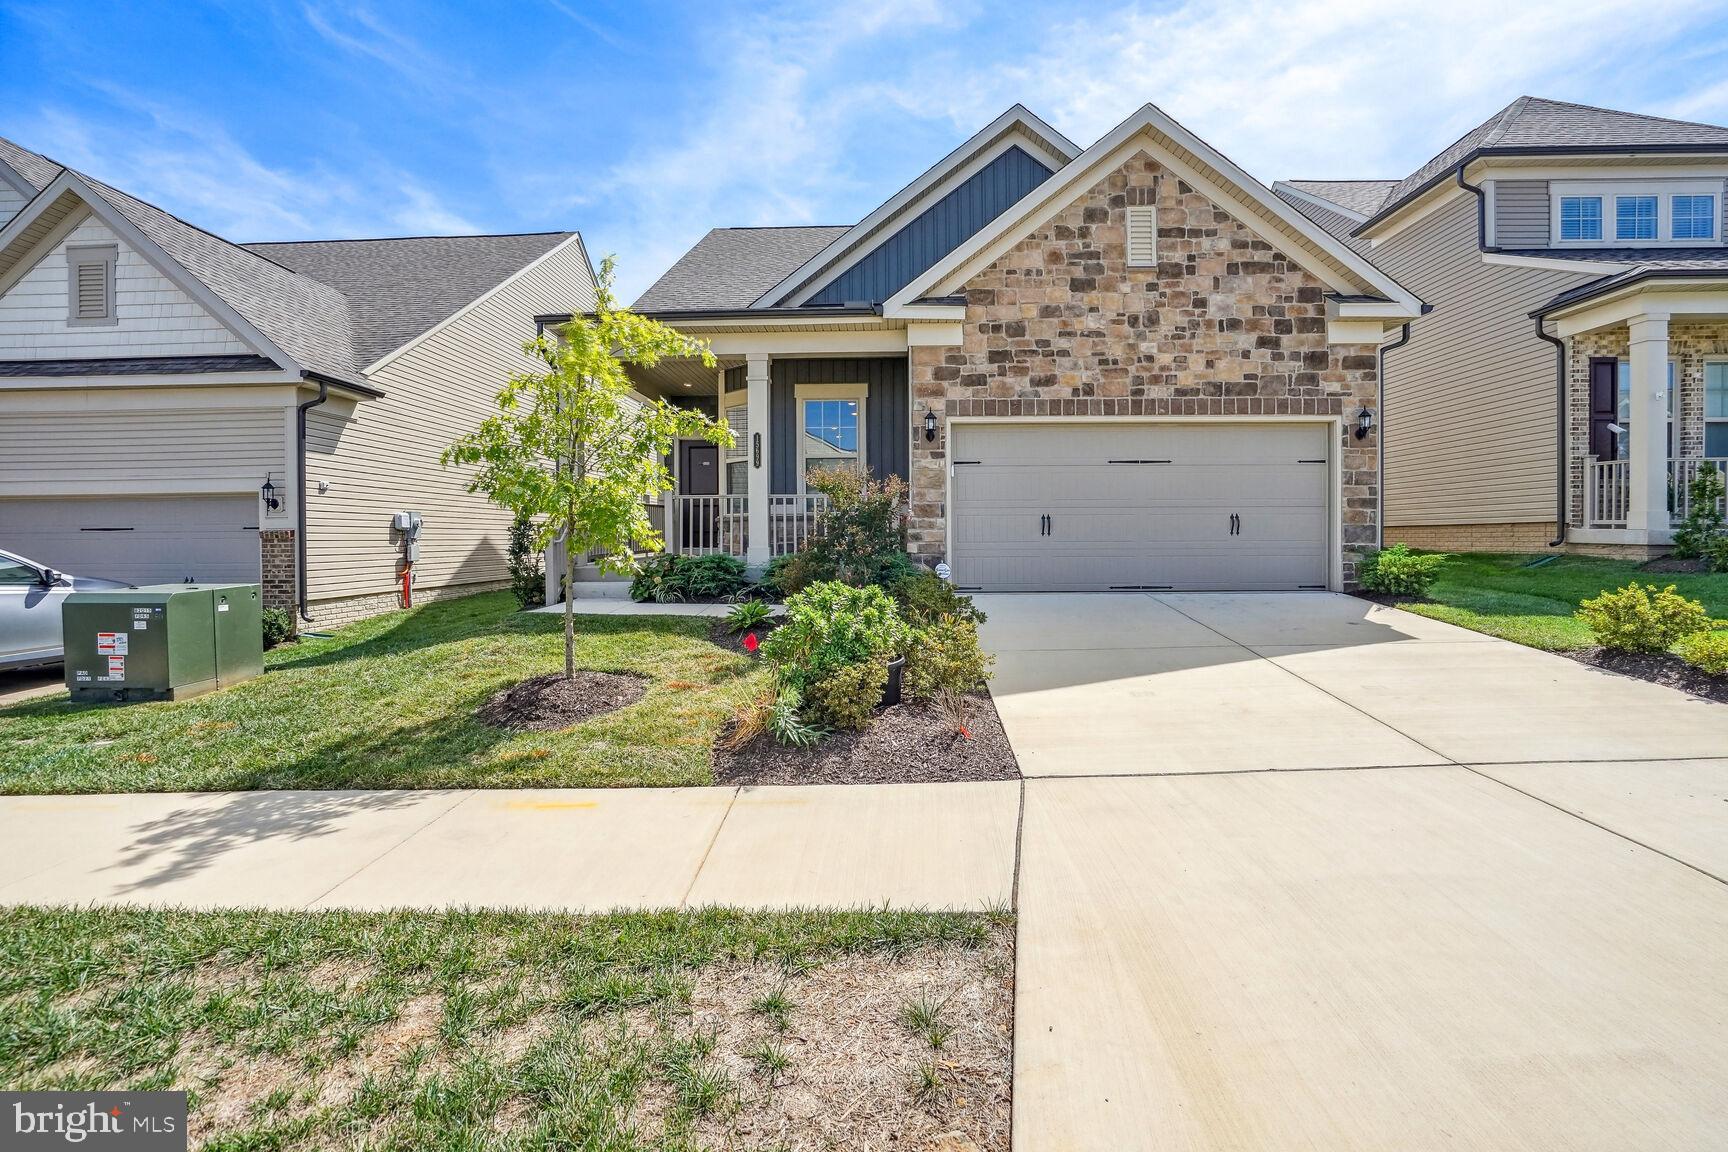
[1626, 313, 1670, 535]
[745, 351, 771, 568]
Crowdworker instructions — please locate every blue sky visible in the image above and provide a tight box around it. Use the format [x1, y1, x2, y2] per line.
[6, 0, 1728, 301]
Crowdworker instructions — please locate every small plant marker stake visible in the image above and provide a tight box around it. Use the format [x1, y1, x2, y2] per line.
[742, 632, 759, 653]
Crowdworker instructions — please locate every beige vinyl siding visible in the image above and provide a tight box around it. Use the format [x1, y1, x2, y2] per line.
[1372, 195, 1596, 526]
[0, 216, 253, 359]
[1493, 180, 1549, 247]
[0, 403, 285, 492]
[302, 239, 597, 606]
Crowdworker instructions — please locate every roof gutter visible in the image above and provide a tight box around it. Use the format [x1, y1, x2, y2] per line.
[295, 379, 328, 622]
[1532, 315, 1569, 548]
[1456, 167, 1494, 252]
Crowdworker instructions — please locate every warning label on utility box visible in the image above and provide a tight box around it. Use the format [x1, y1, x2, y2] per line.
[96, 632, 129, 655]
[106, 656, 126, 679]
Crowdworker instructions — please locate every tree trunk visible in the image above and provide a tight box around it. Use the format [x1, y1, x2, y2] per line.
[563, 494, 576, 680]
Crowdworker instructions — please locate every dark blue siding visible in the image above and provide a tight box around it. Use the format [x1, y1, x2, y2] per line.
[806, 145, 1052, 306]
[719, 360, 909, 492]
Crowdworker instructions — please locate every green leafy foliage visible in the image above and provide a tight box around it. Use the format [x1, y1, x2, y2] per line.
[804, 657, 889, 731]
[441, 257, 729, 676]
[1672, 462, 1727, 560]
[758, 582, 909, 696]
[630, 553, 749, 603]
[724, 599, 774, 634]
[773, 470, 913, 594]
[1576, 583, 1711, 652]
[1357, 544, 1450, 598]
[903, 614, 993, 701]
[1706, 533, 1728, 575]
[892, 568, 985, 626]
[1679, 630, 1728, 675]
[260, 608, 294, 649]
[506, 516, 545, 608]
[767, 687, 827, 747]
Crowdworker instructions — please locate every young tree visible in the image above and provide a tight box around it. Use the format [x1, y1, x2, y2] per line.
[443, 257, 729, 678]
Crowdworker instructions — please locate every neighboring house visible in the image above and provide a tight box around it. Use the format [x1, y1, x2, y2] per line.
[545, 103, 1421, 594]
[1276, 96, 1728, 556]
[0, 133, 596, 626]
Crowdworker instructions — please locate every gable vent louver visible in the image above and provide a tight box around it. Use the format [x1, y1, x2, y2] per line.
[75, 262, 109, 318]
[1126, 205, 1156, 268]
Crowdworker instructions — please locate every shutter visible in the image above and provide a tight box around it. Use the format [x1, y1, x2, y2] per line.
[74, 261, 109, 319]
[1588, 357, 1618, 460]
[1126, 205, 1156, 267]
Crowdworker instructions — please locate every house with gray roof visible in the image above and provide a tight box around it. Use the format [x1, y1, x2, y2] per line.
[1278, 96, 1728, 555]
[0, 133, 596, 626]
[545, 102, 1422, 594]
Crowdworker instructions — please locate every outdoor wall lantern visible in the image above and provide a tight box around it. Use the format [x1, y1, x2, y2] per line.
[923, 407, 938, 442]
[1354, 407, 1377, 440]
[261, 475, 282, 512]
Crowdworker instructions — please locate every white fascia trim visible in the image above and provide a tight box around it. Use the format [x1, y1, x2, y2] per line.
[651, 313, 895, 331]
[894, 302, 966, 321]
[1269, 182, 1370, 222]
[0, 155, 37, 198]
[884, 103, 1422, 319]
[1480, 160, 1728, 181]
[364, 232, 595, 374]
[1481, 251, 1630, 275]
[1549, 281, 1728, 336]
[751, 105, 1081, 309]
[0, 170, 297, 371]
[1359, 184, 1470, 247]
[0, 370, 301, 391]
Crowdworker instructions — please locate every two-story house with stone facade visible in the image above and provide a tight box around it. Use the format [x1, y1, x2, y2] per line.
[1276, 97, 1728, 557]
[549, 103, 1422, 595]
[0, 133, 596, 627]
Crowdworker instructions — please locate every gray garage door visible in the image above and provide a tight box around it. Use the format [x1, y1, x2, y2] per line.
[0, 496, 261, 586]
[949, 423, 1331, 591]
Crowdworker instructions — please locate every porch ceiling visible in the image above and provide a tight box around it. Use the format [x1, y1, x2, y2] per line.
[627, 357, 731, 399]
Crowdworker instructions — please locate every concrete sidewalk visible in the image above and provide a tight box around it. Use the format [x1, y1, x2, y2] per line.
[0, 781, 1018, 911]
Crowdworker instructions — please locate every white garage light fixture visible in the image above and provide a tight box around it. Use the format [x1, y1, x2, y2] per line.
[1354, 407, 1377, 440]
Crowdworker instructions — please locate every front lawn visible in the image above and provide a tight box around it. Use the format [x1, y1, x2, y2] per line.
[1396, 552, 1728, 650]
[0, 593, 767, 794]
[0, 905, 1013, 1151]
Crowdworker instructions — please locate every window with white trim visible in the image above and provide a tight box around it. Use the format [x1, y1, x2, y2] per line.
[1126, 204, 1156, 266]
[1706, 362, 1728, 458]
[795, 383, 866, 489]
[1552, 180, 1723, 246]
[66, 243, 117, 326]
[721, 395, 748, 494]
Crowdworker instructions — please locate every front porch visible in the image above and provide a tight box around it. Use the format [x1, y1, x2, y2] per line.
[663, 493, 827, 558]
[1581, 456, 1728, 531]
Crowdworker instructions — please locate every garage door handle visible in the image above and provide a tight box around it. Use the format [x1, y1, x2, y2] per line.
[1229, 513, 1240, 536]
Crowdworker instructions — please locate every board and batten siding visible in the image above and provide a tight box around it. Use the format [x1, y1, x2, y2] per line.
[0, 396, 287, 495]
[1492, 180, 1549, 247]
[0, 215, 253, 359]
[768, 357, 909, 492]
[301, 239, 597, 608]
[1371, 194, 1597, 526]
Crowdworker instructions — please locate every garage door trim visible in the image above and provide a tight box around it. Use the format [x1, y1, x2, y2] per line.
[942, 416, 1343, 592]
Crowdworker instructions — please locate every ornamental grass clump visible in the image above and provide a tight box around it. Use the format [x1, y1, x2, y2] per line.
[1576, 583, 1711, 653]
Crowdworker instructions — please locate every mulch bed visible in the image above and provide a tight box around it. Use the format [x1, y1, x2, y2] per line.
[707, 616, 781, 655]
[1640, 556, 1713, 574]
[476, 670, 648, 731]
[1564, 648, 1728, 705]
[713, 691, 1021, 786]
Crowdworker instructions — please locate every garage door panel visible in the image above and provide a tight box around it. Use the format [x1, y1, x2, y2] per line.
[1, 496, 261, 586]
[950, 423, 1332, 592]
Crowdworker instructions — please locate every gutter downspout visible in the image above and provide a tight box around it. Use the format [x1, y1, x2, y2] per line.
[1533, 315, 1569, 547]
[1376, 323, 1412, 550]
[295, 379, 328, 621]
[1456, 167, 1492, 251]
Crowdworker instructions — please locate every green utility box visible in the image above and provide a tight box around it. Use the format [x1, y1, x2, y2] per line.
[63, 584, 263, 703]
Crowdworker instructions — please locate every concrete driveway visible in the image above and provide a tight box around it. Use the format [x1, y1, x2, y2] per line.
[983, 592, 1728, 1151]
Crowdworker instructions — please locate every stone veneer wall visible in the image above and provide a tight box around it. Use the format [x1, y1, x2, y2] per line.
[908, 151, 1379, 583]
[1566, 321, 1724, 527]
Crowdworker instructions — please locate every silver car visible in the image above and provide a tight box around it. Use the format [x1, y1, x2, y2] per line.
[0, 548, 133, 670]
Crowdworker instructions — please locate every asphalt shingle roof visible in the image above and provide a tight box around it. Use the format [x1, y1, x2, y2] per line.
[632, 226, 850, 312]
[246, 232, 576, 367]
[1280, 180, 1397, 217]
[1272, 185, 1381, 257]
[1371, 97, 1728, 228]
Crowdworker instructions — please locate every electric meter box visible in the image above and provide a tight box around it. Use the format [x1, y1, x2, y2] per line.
[62, 584, 263, 703]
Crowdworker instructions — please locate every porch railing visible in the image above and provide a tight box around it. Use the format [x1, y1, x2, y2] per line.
[1583, 456, 1728, 529]
[667, 493, 829, 558]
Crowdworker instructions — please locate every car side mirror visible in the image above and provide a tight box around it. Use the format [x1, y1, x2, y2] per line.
[39, 568, 60, 587]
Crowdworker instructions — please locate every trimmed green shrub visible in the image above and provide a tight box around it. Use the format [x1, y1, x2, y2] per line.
[261, 608, 294, 649]
[1706, 533, 1728, 575]
[630, 553, 749, 602]
[506, 516, 546, 608]
[1672, 462, 1726, 560]
[1357, 544, 1449, 598]
[805, 658, 890, 731]
[892, 568, 984, 627]
[772, 470, 913, 594]
[759, 581, 909, 695]
[1576, 583, 1711, 652]
[1679, 630, 1728, 676]
[903, 614, 993, 700]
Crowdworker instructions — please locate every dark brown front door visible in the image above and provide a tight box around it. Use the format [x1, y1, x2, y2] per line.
[680, 443, 719, 494]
